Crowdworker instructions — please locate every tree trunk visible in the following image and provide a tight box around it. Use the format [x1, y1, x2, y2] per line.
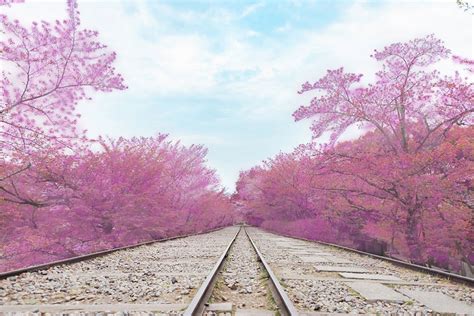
[405, 208, 424, 264]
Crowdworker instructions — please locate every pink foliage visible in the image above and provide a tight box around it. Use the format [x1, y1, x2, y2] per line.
[0, 0, 126, 159]
[238, 36, 473, 274]
[293, 35, 472, 151]
[0, 1, 234, 272]
[236, 127, 473, 271]
[0, 135, 234, 271]
[453, 55, 474, 73]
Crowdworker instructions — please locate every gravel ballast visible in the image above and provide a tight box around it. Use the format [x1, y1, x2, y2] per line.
[208, 230, 277, 311]
[246, 227, 473, 315]
[0, 227, 239, 307]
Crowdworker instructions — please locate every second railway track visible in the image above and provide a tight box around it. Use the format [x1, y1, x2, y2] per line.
[0, 226, 472, 315]
[0, 227, 240, 315]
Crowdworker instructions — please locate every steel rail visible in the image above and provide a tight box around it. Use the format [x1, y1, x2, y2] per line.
[257, 227, 474, 285]
[244, 227, 299, 316]
[183, 226, 241, 316]
[0, 225, 229, 279]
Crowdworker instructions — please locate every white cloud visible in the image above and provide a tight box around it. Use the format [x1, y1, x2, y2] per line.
[240, 1, 265, 18]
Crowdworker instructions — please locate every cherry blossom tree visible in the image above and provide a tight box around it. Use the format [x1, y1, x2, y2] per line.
[294, 35, 472, 151]
[292, 35, 473, 263]
[0, 0, 126, 185]
[237, 36, 473, 272]
[1, 135, 234, 271]
[236, 126, 472, 269]
[0, 1, 234, 272]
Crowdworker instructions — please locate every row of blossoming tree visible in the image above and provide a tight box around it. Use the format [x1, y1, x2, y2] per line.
[0, 0, 234, 272]
[234, 35, 473, 274]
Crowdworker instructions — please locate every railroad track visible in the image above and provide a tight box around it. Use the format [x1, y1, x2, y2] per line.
[0, 227, 241, 315]
[0, 226, 472, 315]
[245, 227, 473, 315]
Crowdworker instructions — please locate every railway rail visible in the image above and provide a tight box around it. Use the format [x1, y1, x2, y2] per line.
[245, 227, 473, 315]
[0, 227, 230, 279]
[258, 228, 474, 284]
[0, 227, 241, 315]
[0, 226, 472, 315]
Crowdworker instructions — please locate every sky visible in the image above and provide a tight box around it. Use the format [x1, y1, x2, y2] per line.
[1, 0, 472, 191]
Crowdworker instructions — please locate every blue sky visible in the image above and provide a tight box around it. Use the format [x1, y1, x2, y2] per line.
[2, 0, 472, 191]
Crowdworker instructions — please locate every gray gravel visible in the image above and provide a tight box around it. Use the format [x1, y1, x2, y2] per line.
[0, 227, 239, 306]
[209, 230, 276, 310]
[2, 226, 472, 316]
[247, 228, 473, 315]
